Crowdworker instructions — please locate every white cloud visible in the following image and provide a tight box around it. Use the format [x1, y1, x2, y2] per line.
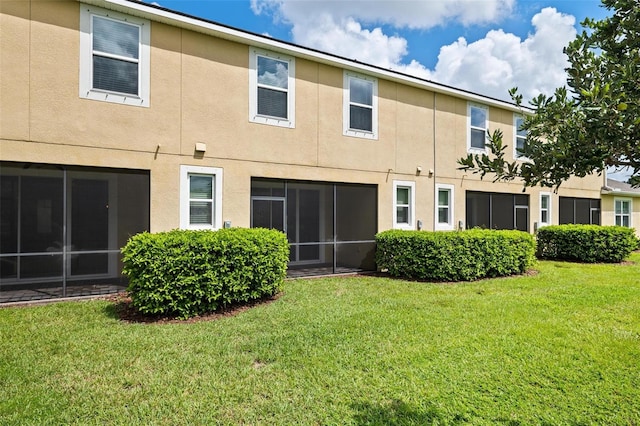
[291, 14, 408, 68]
[428, 7, 576, 100]
[251, 1, 577, 102]
[258, 60, 289, 88]
[251, 0, 515, 29]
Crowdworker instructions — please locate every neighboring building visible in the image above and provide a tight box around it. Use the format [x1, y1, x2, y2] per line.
[601, 179, 640, 237]
[0, 0, 604, 302]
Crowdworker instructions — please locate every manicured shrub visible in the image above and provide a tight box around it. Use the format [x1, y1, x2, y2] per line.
[122, 228, 289, 319]
[376, 229, 535, 281]
[536, 224, 637, 263]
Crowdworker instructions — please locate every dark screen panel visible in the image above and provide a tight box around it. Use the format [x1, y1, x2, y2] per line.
[559, 197, 574, 224]
[336, 184, 377, 242]
[575, 198, 591, 224]
[466, 192, 490, 229]
[492, 193, 514, 230]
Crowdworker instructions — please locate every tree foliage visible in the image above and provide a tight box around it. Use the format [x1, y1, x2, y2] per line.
[458, 0, 640, 188]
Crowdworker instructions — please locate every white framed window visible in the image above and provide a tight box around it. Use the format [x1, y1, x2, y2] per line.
[435, 184, 455, 230]
[393, 180, 415, 230]
[343, 71, 378, 139]
[614, 198, 632, 227]
[180, 165, 223, 230]
[249, 48, 295, 128]
[468, 103, 488, 151]
[539, 192, 551, 227]
[514, 115, 528, 159]
[79, 5, 150, 107]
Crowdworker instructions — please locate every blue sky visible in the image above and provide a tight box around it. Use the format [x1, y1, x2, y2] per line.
[147, 0, 610, 102]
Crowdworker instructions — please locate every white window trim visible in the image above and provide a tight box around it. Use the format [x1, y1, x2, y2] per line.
[539, 192, 551, 227]
[435, 184, 455, 231]
[393, 180, 415, 230]
[467, 103, 488, 153]
[79, 5, 150, 107]
[180, 165, 223, 230]
[343, 71, 378, 140]
[249, 47, 295, 128]
[513, 114, 530, 160]
[614, 197, 632, 228]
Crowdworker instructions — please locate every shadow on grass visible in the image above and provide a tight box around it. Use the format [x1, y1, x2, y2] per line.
[100, 292, 282, 324]
[351, 399, 469, 425]
[102, 303, 119, 320]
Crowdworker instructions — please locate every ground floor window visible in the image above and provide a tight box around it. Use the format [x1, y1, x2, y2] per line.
[0, 162, 149, 303]
[614, 198, 632, 227]
[559, 197, 600, 225]
[465, 191, 529, 231]
[393, 180, 415, 230]
[539, 193, 551, 227]
[435, 184, 454, 230]
[250, 178, 377, 276]
[179, 165, 223, 230]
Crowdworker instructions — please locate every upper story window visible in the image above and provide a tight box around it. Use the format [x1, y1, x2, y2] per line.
[435, 184, 455, 230]
[393, 180, 415, 230]
[180, 166, 223, 230]
[344, 72, 378, 139]
[79, 5, 150, 107]
[614, 198, 632, 227]
[468, 104, 488, 151]
[514, 115, 528, 159]
[249, 48, 295, 128]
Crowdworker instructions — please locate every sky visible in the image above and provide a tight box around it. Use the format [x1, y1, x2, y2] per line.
[145, 0, 610, 103]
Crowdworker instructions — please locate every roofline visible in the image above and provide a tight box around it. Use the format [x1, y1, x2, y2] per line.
[79, 0, 530, 113]
[601, 189, 640, 197]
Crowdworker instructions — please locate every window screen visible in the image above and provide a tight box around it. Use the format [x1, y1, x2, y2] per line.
[189, 175, 214, 226]
[438, 189, 451, 224]
[466, 191, 529, 231]
[470, 106, 487, 149]
[349, 77, 373, 132]
[559, 197, 600, 225]
[92, 16, 140, 95]
[515, 116, 527, 156]
[256, 56, 289, 119]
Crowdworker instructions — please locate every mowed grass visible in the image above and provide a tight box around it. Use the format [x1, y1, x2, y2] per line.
[1, 255, 639, 425]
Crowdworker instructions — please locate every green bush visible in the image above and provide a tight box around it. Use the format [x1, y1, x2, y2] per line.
[536, 225, 637, 263]
[376, 229, 535, 281]
[122, 228, 289, 319]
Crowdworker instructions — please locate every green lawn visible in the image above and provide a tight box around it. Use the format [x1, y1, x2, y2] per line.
[1, 255, 639, 425]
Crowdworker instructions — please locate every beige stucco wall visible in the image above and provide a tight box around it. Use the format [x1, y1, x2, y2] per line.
[0, 0, 604, 236]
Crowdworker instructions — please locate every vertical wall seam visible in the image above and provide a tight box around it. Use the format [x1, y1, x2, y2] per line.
[433, 91, 437, 230]
[28, 0, 32, 142]
[316, 63, 320, 167]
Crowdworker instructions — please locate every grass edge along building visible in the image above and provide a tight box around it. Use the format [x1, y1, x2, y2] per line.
[0, 0, 616, 303]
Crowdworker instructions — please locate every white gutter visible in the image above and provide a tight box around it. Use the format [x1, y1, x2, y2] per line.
[601, 189, 640, 197]
[80, 0, 530, 114]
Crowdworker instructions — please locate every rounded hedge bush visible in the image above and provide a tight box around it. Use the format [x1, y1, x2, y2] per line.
[122, 228, 289, 319]
[376, 229, 536, 281]
[536, 224, 637, 263]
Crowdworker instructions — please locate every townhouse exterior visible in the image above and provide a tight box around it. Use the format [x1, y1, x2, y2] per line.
[0, 0, 611, 303]
[601, 179, 640, 231]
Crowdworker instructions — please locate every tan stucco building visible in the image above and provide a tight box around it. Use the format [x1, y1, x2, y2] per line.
[1, 0, 609, 302]
[601, 179, 640, 236]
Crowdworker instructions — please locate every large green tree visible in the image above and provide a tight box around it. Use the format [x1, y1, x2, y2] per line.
[458, 0, 640, 188]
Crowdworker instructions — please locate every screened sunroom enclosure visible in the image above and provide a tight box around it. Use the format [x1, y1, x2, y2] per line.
[251, 178, 377, 276]
[0, 162, 149, 303]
